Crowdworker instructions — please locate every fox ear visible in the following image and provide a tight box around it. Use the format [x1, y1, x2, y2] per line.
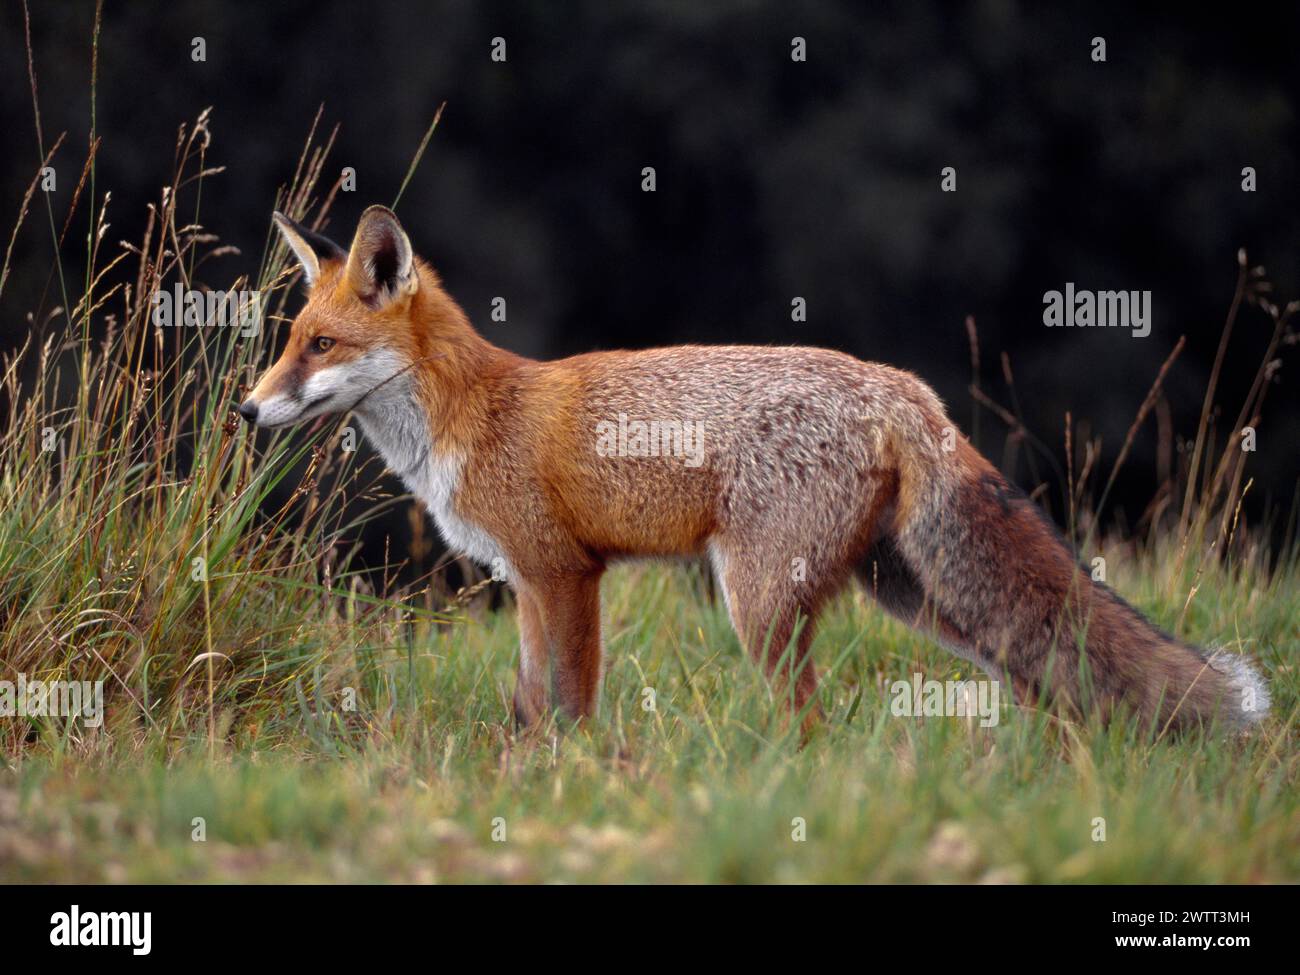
[346, 205, 417, 304]
[272, 211, 345, 286]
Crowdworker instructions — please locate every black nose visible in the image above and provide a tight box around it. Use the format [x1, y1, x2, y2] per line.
[238, 400, 259, 423]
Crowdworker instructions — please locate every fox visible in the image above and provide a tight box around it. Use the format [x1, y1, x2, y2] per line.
[241, 204, 1270, 733]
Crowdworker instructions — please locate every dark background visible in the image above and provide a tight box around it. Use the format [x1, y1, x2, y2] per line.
[3, 1, 1298, 558]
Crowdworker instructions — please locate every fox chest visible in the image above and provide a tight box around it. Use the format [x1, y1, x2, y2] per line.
[407, 453, 512, 581]
[355, 404, 511, 581]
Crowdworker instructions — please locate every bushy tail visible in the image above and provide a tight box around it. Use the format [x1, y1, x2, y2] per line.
[885, 429, 1269, 732]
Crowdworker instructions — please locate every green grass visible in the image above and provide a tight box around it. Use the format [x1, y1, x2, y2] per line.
[2, 554, 1297, 883]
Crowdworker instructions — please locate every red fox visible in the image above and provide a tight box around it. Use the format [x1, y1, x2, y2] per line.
[241, 205, 1269, 733]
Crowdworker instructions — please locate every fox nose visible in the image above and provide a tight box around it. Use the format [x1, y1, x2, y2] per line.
[238, 400, 259, 424]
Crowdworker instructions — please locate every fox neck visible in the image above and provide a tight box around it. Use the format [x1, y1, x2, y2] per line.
[352, 368, 439, 487]
[351, 264, 512, 483]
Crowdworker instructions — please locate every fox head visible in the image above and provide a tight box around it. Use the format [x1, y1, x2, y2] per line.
[240, 205, 443, 428]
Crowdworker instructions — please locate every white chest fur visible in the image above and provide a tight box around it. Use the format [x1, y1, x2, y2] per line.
[353, 363, 511, 580]
[416, 450, 511, 580]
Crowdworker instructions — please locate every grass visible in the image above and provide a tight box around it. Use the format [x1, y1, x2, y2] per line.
[1, 553, 1297, 883]
[1, 11, 1297, 883]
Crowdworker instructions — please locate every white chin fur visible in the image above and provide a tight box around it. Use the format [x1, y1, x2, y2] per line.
[253, 392, 338, 428]
[253, 353, 409, 428]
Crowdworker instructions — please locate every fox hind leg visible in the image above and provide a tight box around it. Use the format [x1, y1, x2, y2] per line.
[708, 542, 827, 723]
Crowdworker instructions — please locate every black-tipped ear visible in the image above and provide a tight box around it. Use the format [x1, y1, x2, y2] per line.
[345, 205, 417, 304]
[272, 211, 346, 285]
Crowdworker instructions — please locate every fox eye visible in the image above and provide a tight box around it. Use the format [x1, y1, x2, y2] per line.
[312, 336, 336, 353]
